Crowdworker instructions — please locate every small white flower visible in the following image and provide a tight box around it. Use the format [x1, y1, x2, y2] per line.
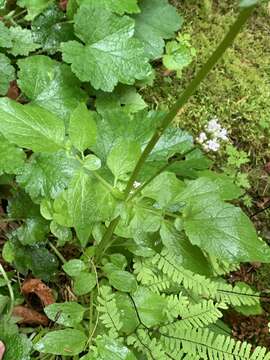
[206, 139, 220, 152]
[216, 128, 228, 141]
[133, 181, 141, 189]
[206, 118, 221, 134]
[198, 117, 228, 153]
[202, 143, 209, 152]
[196, 131, 207, 144]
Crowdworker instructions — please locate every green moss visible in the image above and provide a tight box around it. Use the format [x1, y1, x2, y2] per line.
[143, 1, 270, 163]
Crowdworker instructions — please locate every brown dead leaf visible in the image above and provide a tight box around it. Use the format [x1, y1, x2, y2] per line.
[163, 69, 173, 77]
[59, 0, 68, 11]
[255, 197, 270, 209]
[226, 310, 270, 348]
[0, 206, 8, 233]
[251, 262, 261, 269]
[264, 162, 270, 174]
[12, 306, 49, 326]
[7, 81, 20, 100]
[22, 278, 55, 307]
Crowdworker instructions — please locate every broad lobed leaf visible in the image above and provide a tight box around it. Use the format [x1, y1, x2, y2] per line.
[0, 98, 65, 152]
[93, 109, 160, 161]
[78, 0, 140, 15]
[67, 170, 117, 245]
[0, 54, 15, 96]
[31, 4, 74, 54]
[183, 194, 270, 263]
[0, 135, 26, 175]
[17, 151, 79, 201]
[69, 103, 97, 152]
[17, 0, 53, 20]
[18, 55, 87, 121]
[107, 140, 141, 181]
[7, 26, 41, 56]
[61, 3, 151, 91]
[0, 21, 12, 48]
[133, 0, 183, 59]
[142, 172, 185, 208]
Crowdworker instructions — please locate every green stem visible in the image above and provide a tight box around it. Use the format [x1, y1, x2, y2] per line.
[76, 155, 118, 196]
[0, 218, 18, 223]
[48, 242, 66, 264]
[86, 259, 100, 351]
[57, 20, 75, 25]
[96, 5, 256, 261]
[135, 204, 179, 219]
[39, 354, 52, 360]
[89, 295, 94, 344]
[124, 5, 256, 197]
[12, 9, 27, 20]
[87, 258, 99, 348]
[95, 217, 120, 261]
[128, 147, 196, 201]
[0, 263, 14, 318]
[92, 172, 116, 194]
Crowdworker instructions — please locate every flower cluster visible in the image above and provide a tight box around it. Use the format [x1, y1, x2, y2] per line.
[133, 181, 141, 189]
[196, 117, 228, 152]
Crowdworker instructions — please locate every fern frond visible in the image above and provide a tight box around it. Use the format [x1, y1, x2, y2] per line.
[127, 328, 167, 360]
[163, 293, 189, 321]
[160, 327, 270, 359]
[209, 256, 240, 276]
[151, 249, 261, 307]
[167, 349, 200, 359]
[134, 257, 173, 293]
[97, 285, 122, 338]
[215, 282, 260, 307]
[161, 300, 226, 331]
[152, 249, 217, 296]
[128, 329, 198, 360]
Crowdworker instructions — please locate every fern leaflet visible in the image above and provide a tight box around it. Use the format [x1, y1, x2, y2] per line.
[127, 328, 167, 360]
[161, 300, 226, 331]
[159, 327, 270, 359]
[152, 249, 262, 307]
[97, 285, 122, 338]
[152, 249, 217, 296]
[215, 282, 261, 307]
[134, 257, 174, 293]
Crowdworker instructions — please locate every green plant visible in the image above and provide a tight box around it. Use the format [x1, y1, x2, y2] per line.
[0, 0, 269, 359]
[163, 33, 196, 77]
[223, 144, 253, 206]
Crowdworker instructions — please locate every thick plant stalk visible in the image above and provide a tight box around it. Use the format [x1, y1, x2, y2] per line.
[124, 5, 256, 196]
[96, 4, 256, 260]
